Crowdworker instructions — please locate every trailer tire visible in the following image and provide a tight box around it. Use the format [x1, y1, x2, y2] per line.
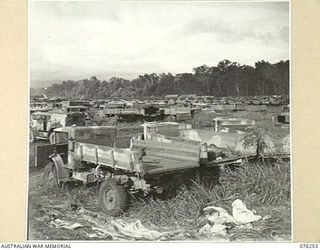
[42, 162, 59, 192]
[98, 179, 128, 217]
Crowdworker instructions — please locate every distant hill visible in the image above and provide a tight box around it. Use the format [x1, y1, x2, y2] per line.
[33, 59, 289, 99]
[30, 87, 46, 96]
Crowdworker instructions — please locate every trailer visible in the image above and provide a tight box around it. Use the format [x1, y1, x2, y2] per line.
[37, 125, 251, 216]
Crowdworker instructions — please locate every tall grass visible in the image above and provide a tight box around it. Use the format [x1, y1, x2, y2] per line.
[216, 161, 290, 207]
[35, 159, 291, 240]
[192, 111, 216, 128]
[50, 160, 291, 239]
[127, 161, 291, 233]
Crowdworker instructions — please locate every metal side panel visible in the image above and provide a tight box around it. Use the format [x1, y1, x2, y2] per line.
[142, 157, 199, 175]
[35, 143, 68, 168]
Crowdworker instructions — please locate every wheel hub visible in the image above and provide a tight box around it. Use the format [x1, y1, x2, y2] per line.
[105, 190, 117, 209]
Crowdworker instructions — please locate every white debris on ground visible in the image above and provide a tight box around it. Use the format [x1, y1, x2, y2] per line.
[198, 199, 262, 238]
[232, 199, 262, 224]
[45, 199, 262, 241]
[110, 220, 169, 240]
[50, 219, 83, 230]
[46, 206, 181, 240]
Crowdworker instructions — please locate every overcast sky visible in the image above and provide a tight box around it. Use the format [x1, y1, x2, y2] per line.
[29, 1, 289, 88]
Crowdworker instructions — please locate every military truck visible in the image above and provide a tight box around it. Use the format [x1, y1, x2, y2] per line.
[29, 109, 87, 144]
[37, 124, 250, 216]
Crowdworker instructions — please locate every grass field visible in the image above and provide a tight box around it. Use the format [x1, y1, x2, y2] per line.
[125, 160, 291, 241]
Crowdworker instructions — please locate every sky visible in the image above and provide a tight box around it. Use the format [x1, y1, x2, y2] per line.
[29, 0, 289, 88]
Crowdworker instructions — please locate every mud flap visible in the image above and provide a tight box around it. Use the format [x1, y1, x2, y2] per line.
[35, 143, 68, 167]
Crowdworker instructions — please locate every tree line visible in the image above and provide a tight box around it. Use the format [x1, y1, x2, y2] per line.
[41, 59, 289, 99]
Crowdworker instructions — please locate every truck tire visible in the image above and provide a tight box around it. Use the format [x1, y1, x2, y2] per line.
[98, 179, 129, 216]
[42, 162, 59, 192]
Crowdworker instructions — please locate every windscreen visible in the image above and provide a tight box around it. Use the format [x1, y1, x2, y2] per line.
[55, 132, 68, 144]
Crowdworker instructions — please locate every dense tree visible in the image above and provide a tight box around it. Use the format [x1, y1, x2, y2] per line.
[40, 59, 289, 99]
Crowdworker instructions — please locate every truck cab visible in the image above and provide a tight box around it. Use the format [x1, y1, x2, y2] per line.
[30, 112, 56, 142]
[29, 109, 87, 143]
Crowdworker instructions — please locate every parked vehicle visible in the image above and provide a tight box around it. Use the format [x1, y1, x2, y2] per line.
[29, 109, 87, 144]
[37, 124, 249, 216]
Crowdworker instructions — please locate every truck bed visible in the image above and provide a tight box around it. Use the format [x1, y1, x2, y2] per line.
[75, 138, 201, 174]
[75, 138, 260, 175]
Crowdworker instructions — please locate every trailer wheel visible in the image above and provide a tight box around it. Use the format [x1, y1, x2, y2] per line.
[98, 179, 128, 216]
[42, 162, 59, 192]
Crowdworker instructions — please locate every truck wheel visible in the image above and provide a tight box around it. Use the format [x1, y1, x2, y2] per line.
[98, 179, 128, 216]
[42, 162, 59, 192]
[49, 132, 55, 144]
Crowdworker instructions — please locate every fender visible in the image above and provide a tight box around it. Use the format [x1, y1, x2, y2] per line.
[49, 122, 63, 132]
[50, 154, 69, 183]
